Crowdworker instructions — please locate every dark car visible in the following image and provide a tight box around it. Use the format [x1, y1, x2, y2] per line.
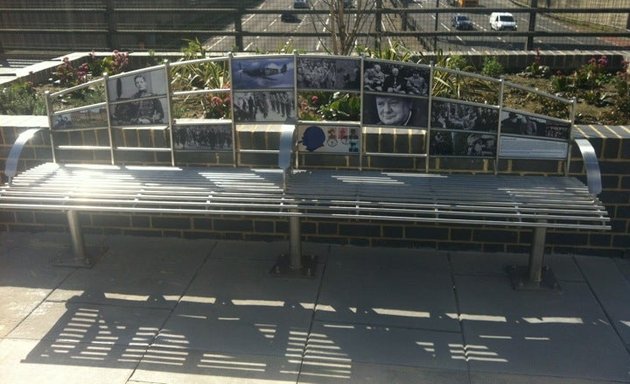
[451, 14, 473, 30]
[281, 13, 301, 23]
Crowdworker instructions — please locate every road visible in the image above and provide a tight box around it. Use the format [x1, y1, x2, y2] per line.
[204, 0, 629, 53]
[406, 0, 628, 51]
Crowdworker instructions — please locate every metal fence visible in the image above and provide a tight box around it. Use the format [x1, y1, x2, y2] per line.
[1, 0, 628, 55]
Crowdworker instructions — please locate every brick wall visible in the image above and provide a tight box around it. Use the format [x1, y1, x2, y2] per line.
[1, 120, 628, 258]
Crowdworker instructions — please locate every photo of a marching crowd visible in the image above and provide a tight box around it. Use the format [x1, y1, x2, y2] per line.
[233, 91, 295, 123]
[173, 123, 232, 151]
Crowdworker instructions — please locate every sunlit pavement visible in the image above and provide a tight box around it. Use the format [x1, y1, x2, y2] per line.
[1, 231, 629, 384]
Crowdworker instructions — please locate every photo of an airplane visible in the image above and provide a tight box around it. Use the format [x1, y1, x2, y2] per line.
[232, 57, 294, 90]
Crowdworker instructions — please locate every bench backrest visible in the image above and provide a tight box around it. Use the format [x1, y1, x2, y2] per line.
[45, 54, 576, 174]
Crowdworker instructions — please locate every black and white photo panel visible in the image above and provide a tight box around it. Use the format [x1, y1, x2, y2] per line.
[362, 93, 429, 128]
[363, 60, 430, 96]
[173, 123, 233, 151]
[107, 67, 169, 126]
[296, 57, 361, 91]
[232, 57, 294, 90]
[500, 110, 571, 140]
[52, 106, 108, 131]
[430, 130, 497, 157]
[233, 90, 295, 123]
[431, 100, 499, 133]
[107, 67, 168, 102]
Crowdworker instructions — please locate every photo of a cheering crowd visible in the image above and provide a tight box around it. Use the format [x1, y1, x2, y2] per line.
[430, 130, 497, 157]
[363, 60, 430, 96]
[500, 111, 571, 140]
[173, 124, 232, 151]
[233, 91, 294, 123]
[431, 101, 499, 132]
[296, 57, 361, 91]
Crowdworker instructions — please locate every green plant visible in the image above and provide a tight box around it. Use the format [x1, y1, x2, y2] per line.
[203, 94, 231, 119]
[610, 60, 630, 123]
[521, 49, 550, 78]
[574, 55, 610, 90]
[317, 92, 360, 121]
[0, 80, 46, 115]
[98, 50, 130, 76]
[53, 57, 79, 86]
[550, 73, 571, 94]
[181, 38, 208, 60]
[583, 90, 610, 107]
[481, 56, 504, 78]
[356, 41, 417, 63]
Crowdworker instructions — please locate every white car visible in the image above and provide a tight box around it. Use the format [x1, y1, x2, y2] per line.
[489, 12, 517, 31]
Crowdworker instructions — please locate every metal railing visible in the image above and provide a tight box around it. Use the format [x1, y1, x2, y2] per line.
[0, 1, 628, 54]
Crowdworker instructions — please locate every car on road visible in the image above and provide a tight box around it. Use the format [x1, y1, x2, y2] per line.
[489, 12, 517, 31]
[293, 0, 308, 9]
[281, 13, 301, 23]
[451, 14, 474, 30]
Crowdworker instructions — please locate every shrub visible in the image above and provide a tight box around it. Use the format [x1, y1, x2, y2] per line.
[481, 56, 504, 78]
[0, 80, 46, 115]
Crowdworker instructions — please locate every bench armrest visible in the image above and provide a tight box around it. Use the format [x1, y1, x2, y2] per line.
[279, 124, 297, 190]
[573, 138, 602, 196]
[4, 128, 48, 184]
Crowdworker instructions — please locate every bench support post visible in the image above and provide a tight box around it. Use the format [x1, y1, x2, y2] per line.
[529, 225, 546, 283]
[289, 215, 302, 271]
[507, 223, 559, 291]
[53, 210, 93, 267]
[271, 214, 317, 277]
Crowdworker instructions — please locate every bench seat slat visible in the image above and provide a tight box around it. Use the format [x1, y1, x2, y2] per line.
[0, 163, 610, 231]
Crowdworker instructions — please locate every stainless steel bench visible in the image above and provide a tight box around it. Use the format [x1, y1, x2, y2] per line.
[0, 55, 612, 290]
[1, 124, 609, 289]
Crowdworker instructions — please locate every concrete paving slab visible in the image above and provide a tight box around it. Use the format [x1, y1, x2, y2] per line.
[456, 275, 630, 382]
[0, 233, 75, 338]
[470, 371, 628, 384]
[210, 240, 330, 264]
[165, 244, 321, 357]
[185, 241, 323, 304]
[298, 362, 469, 384]
[157, 304, 311, 357]
[315, 246, 459, 331]
[450, 251, 584, 282]
[304, 321, 467, 371]
[46, 235, 213, 308]
[576, 256, 630, 346]
[616, 258, 630, 284]
[132, 348, 300, 384]
[0, 338, 138, 384]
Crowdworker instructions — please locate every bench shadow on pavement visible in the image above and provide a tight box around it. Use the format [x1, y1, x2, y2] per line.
[5, 233, 630, 383]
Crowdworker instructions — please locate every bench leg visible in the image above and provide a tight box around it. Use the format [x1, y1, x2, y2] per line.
[270, 214, 317, 277]
[52, 210, 93, 267]
[289, 215, 302, 271]
[528, 225, 546, 283]
[507, 224, 559, 290]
